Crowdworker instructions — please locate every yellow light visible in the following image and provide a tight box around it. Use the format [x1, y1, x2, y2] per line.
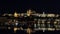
[26, 28, 32, 34]
[48, 28, 55, 31]
[14, 12, 18, 17]
[27, 14, 30, 16]
[14, 28, 17, 33]
[27, 10, 32, 16]
[20, 27, 23, 30]
[47, 14, 55, 17]
[54, 21, 57, 24]
[56, 14, 59, 17]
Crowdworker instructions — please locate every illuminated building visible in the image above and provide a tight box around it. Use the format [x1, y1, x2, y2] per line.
[0, 9, 60, 33]
[14, 12, 18, 17]
[47, 14, 55, 17]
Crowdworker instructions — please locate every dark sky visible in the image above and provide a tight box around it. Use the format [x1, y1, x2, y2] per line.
[0, 0, 60, 14]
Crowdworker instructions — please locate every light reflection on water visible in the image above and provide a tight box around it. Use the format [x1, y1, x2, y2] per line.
[0, 29, 27, 34]
[0, 29, 60, 34]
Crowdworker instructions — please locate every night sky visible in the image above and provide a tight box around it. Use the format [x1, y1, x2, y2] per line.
[0, 0, 60, 14]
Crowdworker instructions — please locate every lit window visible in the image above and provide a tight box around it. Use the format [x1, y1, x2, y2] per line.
[47, 14, 55, 17]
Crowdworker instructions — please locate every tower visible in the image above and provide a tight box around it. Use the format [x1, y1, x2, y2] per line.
[14, 12, 18, 17]
[27, 9, 32, 16]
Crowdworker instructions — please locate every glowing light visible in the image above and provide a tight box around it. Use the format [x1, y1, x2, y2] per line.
[14, 12, 18, 17]
[41, 12, 46, 17]
[47, 14, 55, 17]
[27, 10, 32, 16]
[42, 28, 45, 32]
[34, 24, 37, 28]
[48, 28, 55, 31]
[20, 27, 23, 30]
[26, 28, 32, 34]
[8, 14, 12, 16]
[3, 14, 7, 16]
[14, 28, 18, 33]
[21, 13, 24, 16]
[15, 23, 18, 26]
[54, 21, 57, 24]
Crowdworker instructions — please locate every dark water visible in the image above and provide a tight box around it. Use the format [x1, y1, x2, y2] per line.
[0, 29, 60, 34]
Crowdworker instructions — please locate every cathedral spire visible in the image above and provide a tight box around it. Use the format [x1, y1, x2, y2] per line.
[14, 11, 18, 17]
[27, 9, 32, 16]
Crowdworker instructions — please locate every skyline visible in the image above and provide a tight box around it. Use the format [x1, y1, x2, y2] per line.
[0, 0, 60, 34]
[0, 8, 60, 14]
